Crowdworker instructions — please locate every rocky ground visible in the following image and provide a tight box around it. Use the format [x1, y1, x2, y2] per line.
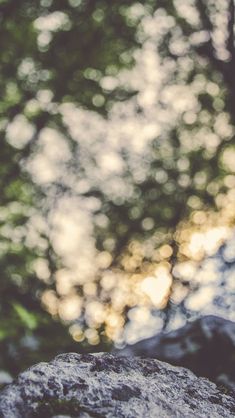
[0, 351, 234, 418]
[118, 315, 235, 392]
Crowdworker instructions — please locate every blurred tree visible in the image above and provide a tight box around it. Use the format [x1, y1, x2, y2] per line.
[0, 0, 138, 374]
[1, 0, 235, 373]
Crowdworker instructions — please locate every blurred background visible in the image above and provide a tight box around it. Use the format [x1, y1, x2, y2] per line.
[0, 0, 235, 378]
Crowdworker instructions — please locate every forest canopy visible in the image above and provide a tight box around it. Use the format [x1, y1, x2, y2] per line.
[1, 0, 235, 374]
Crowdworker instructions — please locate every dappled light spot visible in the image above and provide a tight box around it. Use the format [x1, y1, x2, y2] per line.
[28, 128, 71, 184]
[187, 227, 230, 259]
[68, 0, 82, 7]
[6, 115, 35, 149]
[42, 290, 58, 316]
[84, 328, 100, 345]
[186, 287, 216, 311]
[34, 11, 71, 32]
[58, 295, 82, 322]
[221, 147, 235, 172]
[96, 252, 112, 269]
[55, 270, 73, 296]
[2, 0, 235, 360]
[69, 323, 84, 342]
[140, 265, 172, 308]
[33, 258, 50, 282]
[159, 244, 173, 259]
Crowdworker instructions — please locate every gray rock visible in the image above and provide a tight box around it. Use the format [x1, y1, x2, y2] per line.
[118, 315, 235, 391]
[0, 352, 234, 418]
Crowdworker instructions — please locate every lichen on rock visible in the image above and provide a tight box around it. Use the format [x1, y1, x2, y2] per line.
[118, 315, 235, 392]
[0, 352, 234, 417]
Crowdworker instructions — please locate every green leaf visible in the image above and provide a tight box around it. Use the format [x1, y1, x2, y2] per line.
[13, 303, 38, 330]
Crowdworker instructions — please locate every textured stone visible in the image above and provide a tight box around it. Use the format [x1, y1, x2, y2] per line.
[0, 352, 234, 418]
[118, 315, 235, 391]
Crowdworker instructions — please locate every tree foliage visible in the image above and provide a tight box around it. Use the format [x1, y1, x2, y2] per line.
[1, 0, 235, 374]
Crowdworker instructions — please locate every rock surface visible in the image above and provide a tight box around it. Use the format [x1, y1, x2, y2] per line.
[0, 352, 234, 418]
[118, 315, 235, 392]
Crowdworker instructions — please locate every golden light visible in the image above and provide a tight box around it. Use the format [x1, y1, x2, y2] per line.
[188, 227, 230, 260]
[186, 287, 215, 311]
[84, 328, 100, 345]
[96, 251, 113, 269]
[41, 290, 58, 316]
[69, 324, 84, 342]
[140, 265, 172, 308]
[56, 269, 73, 296]
[58, 295, 82, 321]
[25, 1, 235, 344]
[159, 244, 173, 259]
[105, 311, 125, 340]
[221, 147, 235, 172]
[85, 301, 106, 326]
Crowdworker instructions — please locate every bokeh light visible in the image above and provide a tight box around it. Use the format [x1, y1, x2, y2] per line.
[1, 0, 235, 356]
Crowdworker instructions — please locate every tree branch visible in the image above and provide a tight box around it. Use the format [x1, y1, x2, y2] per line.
[195, 0, 232, 88]
[227, 0, 235, 58]
[196, 0, 213, 32]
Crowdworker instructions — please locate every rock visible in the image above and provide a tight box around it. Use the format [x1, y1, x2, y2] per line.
[0, 353, 234, 418]
[118, 315, 235, 391]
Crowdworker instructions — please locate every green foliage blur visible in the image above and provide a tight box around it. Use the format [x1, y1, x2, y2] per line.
[0, 0, 138, 375]
[0, 0, 235, 375]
